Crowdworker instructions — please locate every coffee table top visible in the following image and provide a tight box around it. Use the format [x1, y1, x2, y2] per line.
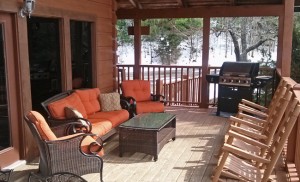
[119, 113, 176, 130]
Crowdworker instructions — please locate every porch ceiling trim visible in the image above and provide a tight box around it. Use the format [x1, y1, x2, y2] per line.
[116, 5, 283, 19]
[129, 0, 143, 9]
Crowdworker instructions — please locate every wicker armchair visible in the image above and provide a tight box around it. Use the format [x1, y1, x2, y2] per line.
[0, 169, 13, 182]
[24, 111, 103, 182]
[121, 80, 166, 117]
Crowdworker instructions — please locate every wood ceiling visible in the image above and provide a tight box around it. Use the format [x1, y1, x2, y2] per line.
[116, 0, 300, 9]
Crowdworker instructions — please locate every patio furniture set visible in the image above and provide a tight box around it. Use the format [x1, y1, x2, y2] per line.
[25, 80, 176, 181]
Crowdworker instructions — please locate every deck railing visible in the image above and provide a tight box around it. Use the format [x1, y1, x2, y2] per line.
[116, 64, 275, 107]
[117, 65, 203, 106]
[275, 72, 300, 181]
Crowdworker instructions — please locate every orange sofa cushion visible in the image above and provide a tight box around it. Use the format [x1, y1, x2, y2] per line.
[75, 88, 101, 115]
[57, 134, 104, 157]
[88, 110, 130, 128]
[121, 80, 151, 102]
[47, 93, 87, 119]
[89, 121, 113, 137]
[26, 111, 57, 141]
[136, 101, 165, 114]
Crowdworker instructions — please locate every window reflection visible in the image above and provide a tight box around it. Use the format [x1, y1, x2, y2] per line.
[0, 25, 10, 150]
[28, 17, 62, 115]
[70, 20, 92, 89]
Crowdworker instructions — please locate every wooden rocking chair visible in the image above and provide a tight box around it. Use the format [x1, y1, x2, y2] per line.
[237, 79, 289, 120]
[226, 90, 293, 157]
[212, 98, 300, 182]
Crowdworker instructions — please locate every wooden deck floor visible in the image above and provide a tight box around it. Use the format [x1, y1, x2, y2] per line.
[9, 106, 289, 182]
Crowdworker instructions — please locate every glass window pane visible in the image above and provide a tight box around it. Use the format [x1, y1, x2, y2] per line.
[0, 25, 10, 149]
[28, 17, 62, 114]
[70, 20, 92, 89]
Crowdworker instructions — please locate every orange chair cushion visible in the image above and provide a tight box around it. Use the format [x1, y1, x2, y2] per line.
[75, 88, 101, 115]
[26, 111, 57, 141]
[47, 93, 87, 119]
[89, 121, 113, 137]
[121, 80, 151, 102]
[136, 101, 165, 114]
[57, 134, 104, 157]
[81, 135, 104, 156]
[88, 110, 130, 128]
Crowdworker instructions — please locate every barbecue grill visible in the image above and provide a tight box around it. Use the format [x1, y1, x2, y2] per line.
[206, 62, 260, 116]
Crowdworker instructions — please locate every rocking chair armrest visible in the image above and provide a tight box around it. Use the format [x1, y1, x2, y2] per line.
[48, 117, 92, 134]
[222, 143, 270, 164]
[237, 113, 267, 125]
[229, 125, 268, 140]
[241, 99, 267, 111]
[238, 104, 268, 118]
[227, 130, 269, 149]
[229, 116, 264, 131]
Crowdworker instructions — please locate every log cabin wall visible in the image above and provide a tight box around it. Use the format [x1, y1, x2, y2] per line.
[0, 0, 116, 161]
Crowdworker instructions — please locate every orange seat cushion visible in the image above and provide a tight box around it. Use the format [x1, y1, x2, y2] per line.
[47, 93, 87, 119]
[57, 134, 104, 157]
[88, 110, 129, 128]
[121, 80, 151, 102]
[136, 101, 165, 114]
[26, 111, 57, 141]
[75, 88, 101, 115]
[89, 120, 113, 137]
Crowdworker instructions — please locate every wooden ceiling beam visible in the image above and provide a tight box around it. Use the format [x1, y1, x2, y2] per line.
[230, 0, 236, 5]
[117, 4, 283, 19]
[129, 0, 143, 9]
[176, 0, 188, 7]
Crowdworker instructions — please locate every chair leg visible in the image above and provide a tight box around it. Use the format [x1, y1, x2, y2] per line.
[212, 151, 229, 182]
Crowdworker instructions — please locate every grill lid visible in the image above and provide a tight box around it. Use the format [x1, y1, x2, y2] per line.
[220, 62, 259, 78]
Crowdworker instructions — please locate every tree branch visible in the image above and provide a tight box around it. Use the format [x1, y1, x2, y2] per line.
[243, 38, 272, 54]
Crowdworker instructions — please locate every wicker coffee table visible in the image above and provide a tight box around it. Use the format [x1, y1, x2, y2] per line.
[119, 113, 176, 161]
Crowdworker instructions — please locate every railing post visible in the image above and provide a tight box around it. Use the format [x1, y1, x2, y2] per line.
[169, 83, 173, 106]
[182, 75, 188, 104]
[119, 68, 126, 82]
[117, 68, 126, 93]
[156, 79, 163, 95]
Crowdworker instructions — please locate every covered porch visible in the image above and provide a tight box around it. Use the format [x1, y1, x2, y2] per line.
[8, 106, 293, 181]
[0, 0, 300, 181]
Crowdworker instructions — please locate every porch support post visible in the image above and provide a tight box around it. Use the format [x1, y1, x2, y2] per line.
[277, 0, 294, 76]
[200, 17, 210, 108]
[60, 17, 72, 90]
[133, 18, 142, 79]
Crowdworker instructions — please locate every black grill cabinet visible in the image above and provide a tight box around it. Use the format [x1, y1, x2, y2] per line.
[208, 62, 260, 116]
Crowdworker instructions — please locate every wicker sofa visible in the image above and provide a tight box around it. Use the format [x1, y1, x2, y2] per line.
[41, 88, 130, 141]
